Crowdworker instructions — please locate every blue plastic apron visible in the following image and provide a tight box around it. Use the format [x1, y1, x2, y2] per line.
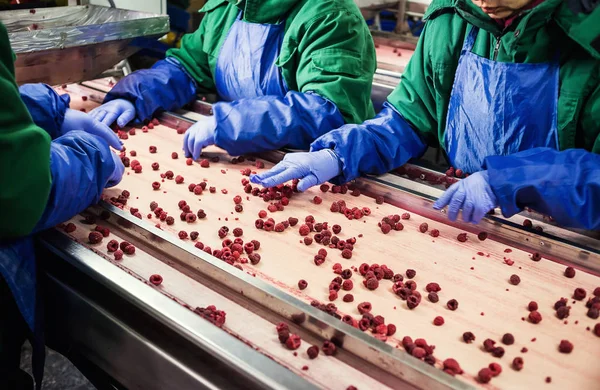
[214, 11, 288, 101]
[445, 27, 559, 173]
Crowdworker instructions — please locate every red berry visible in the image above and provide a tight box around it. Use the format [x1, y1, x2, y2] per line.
[114, 250, 124, 260]
[200, 159, 210, 168]
[171, 152, 178, 159]
[149, 274, 163, 286]
[313, 196, 322, 204]
[88, 231, 103, 244]
[152, 181, 161, 190]
[186, 158, 193, 166]
[149, 146, 157, 153]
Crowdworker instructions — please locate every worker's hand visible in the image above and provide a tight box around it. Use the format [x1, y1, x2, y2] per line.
[89, 99, 136, 129]
[250, 150, 341, 192]
[433, 171, 497, 224]
[183, 115, 216, 160]
[107, 151, 125, 188]
[61, 109, 123, 150]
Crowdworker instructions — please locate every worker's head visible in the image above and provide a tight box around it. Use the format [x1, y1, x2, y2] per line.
[471, 0, 536, 19]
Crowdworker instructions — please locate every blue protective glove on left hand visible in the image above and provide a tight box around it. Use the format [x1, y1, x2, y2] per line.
[183, 115, 216, 160]
[433, 171, 498, 224]
[89, 99, 136, 129]
[61, 108, 123, 151]
[250, 150, 341, 192]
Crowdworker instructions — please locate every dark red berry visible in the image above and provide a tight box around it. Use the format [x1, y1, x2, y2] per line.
[528, 301, 538, 311]
[564, 267, 576, 278]
[528, 311, 542, 324]
[149, 274, 163, 286]
[457, 233, 468, 242]
[447, 299, 458, 311]
[558, 340, 573, 353]
[463, 332, 475, 343]
[510, 274, 521, 285]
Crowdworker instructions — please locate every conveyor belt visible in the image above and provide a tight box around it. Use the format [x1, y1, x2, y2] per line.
[40, 81, 600, 390]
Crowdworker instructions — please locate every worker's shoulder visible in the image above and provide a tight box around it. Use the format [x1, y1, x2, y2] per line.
[199, 0, 228, 13]
[291, 0, 364, 22]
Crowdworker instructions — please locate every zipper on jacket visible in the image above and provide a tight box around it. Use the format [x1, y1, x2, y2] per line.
[493, 36, 501, 60]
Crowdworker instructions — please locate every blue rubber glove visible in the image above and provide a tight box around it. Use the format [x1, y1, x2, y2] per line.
[19, 83, 70, 139]
[250, 150, 341, 192]
[61, 108, 123, 151]
[183, 115, 216, 160]
[433, 171, 498, 224]
[101, 58, 197, 124]
[32, 130, 124, 233]
[89, 99, 136, 129]
[310, 103, 428, 184]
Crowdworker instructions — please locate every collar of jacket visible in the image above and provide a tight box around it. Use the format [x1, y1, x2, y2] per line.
[200, 0, 300, 24]
[425, 0, 599, 58]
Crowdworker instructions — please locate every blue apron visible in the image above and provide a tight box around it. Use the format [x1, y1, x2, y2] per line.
[214, 11, 288, 101]
[445, 27, 559, 174]
[0, 238, 45, 388]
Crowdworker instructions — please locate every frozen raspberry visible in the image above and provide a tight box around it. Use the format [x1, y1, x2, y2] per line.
[123, 245, 135, 255]
[88, 231, 103, 244]
[171, 152, 178, 159]
[113, 250, 124, 260]
[200, 159, 210, 168]
[149, 274, 163, 286]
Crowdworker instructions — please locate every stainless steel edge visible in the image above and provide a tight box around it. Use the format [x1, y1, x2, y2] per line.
[86, 201, 472, 390]
[39, 229, 319, 390]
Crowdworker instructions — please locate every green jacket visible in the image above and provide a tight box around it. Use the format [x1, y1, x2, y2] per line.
[167, 0, 376, 124]
[0, 23, 52, 238]
[388, 0, 600, 153]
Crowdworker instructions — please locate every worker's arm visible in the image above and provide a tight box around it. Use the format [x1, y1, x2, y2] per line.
[19, 83, 70, 139]
[92, 17, 212, 126]
[294, 17, 437, 186]
[208, 10, 375, 156]
[486, 147, 600, 230]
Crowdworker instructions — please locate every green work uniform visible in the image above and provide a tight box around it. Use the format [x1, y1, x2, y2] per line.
[0, 23, 52, 238]
[389, 0, 600, 153]
[167, 0, 377, 125]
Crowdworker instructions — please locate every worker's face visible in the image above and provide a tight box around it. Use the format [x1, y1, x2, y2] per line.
[471, 0, 534, 19]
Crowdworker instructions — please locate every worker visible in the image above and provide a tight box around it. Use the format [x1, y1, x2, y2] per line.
[90, 0, 376, 159]
[252, 0, 600, 230]
[0, 24, 124, 389]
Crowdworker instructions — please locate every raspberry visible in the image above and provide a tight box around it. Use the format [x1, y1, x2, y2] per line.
[149, 146, 157, 153]
[313, 196, 322, 204]
[149, 274, 163, 286]
[364, 277, 379, 290]
[322, 340, 336, 356]
[123, 245, 135, 255]
[233, 228, 243, 237]
[186, 158, 193, 166]
[478, 368, 492, 384]
[512, 357, 524, 371]
[114, 250, 124, 260]
[178, 231, 188, 240]
[447, 299, 459, 311]
[175, 175, 184, 184]
[558, 340, 573, 353]
[457, 233, 468, 242]
[528, 311, 542, 324]
[88, 231, 103, 244]
[200, 159, 210, 168]
[307, 345, 319, 359]
[419, 223, 428, 233]
[285, 334, 301, 350]
[233, 195, 242, 204]
[249, 253, 261, 265]
[152, 181, 161, 190]
[235, 204, 243, 213]
[107, 240, 119, 252]
[564, 266, 576, 278]
[299, 224, 310, 236]
[433, 316, 444, 326]
[171, 152, 178, 159]
[165, 170, 174, 179]
[341, 249, 352, 259]
[298, 280, 308, 290]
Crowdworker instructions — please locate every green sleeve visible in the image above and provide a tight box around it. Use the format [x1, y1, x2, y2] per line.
[166, 19, 216, 94]
[0, 24, 52, 239]
[583, 83, 600, 153]
[294, 11, 376, 124]
[385, 20, 441, 146]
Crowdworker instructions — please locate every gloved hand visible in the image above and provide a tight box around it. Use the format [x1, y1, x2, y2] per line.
[61, 109, 123, 150]
[89, 99, 136, 129]
[183, 115, 217, 160]
[250, 149, 341, 192]
[433, 171, 497, 224]
[32, 131, 124, 233]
